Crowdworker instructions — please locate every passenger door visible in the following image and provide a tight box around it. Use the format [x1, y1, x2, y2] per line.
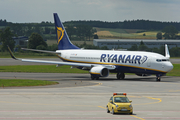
[147, 58, 151, 67]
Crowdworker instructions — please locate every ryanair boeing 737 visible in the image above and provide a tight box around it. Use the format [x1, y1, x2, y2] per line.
[8, 13, 173, 81]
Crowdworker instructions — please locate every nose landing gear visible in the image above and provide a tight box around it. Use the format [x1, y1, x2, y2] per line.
[156, 74, 161, 82]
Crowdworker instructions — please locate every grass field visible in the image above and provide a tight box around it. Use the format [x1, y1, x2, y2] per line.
[95, 27, 159, 39]
[0, 65, 89, 73]
[0, 79, 58, 87]
[0, 52, 57, 58]
[166, 64, 180, 76]
[0, 64, 179, 77]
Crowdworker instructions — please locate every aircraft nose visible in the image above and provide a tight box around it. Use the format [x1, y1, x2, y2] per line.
[166, 62, 173, 72]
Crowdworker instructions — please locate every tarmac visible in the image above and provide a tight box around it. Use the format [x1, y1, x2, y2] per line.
[0, 58, 180, 120]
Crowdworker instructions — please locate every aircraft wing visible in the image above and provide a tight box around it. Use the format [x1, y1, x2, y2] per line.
[21, 59, 116, 69]
[8, 46, 116, 70]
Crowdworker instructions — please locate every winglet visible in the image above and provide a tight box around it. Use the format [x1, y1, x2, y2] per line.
[7, 46, 18, 60]
[165, 44, 170, 58]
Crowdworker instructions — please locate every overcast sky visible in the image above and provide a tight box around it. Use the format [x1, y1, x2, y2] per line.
[0, 0, 180, 23]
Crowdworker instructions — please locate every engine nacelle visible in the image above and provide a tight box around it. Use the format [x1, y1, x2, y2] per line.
[89, 66, 109, 77]
[135, 73, 151, 76]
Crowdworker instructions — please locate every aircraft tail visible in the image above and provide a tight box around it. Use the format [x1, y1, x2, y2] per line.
[54, 13, 80, 50]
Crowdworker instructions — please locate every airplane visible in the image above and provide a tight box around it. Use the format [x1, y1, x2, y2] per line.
[8, 13, 173, 82]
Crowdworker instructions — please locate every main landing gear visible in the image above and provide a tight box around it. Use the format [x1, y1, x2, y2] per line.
[91, 75, 99, 80]
[117, 73, 125, 80]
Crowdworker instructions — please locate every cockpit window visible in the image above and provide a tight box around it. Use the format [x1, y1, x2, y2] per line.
[156, 59, 161, 62]
[156, 59, 169, 62]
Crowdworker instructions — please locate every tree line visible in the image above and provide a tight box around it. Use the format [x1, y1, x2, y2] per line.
[64, 19, 180, 30]
[76, 41, 180, 57]
[1, 18, 180, 31]
[0, 21, 97, 41]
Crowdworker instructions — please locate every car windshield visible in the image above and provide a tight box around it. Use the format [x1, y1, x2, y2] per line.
[114, 97, 129, 103]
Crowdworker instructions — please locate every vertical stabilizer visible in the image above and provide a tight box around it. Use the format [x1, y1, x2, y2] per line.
[165, 44, 170, 58]
[54, 13, 80, 50]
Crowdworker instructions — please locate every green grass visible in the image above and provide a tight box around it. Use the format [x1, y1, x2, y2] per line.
[0, 64, 179, 76]
[0, 79, 58, 87]
[0, 65, 89, 73]
[166, 64, 180, 76]
[0, 52, 57, 58]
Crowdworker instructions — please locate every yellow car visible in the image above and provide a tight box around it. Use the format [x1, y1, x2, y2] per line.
[106, 93, 133, 114]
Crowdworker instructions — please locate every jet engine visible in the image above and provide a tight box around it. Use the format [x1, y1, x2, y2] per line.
[89, 66, 109, 77]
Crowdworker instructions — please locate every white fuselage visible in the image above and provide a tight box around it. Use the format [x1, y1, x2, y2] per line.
[56, 49, 173, 74]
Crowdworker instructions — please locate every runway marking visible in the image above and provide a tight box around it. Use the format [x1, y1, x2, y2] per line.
[98, 106, 106, 109]
[133, 97, 162, 105]
[0, 94, 162, 109]
[130, 115, 145, 120]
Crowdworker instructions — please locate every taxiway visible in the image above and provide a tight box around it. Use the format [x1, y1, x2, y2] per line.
[0, 58, 180, 120]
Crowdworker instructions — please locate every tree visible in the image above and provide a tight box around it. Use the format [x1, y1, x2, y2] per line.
[156, 32, 162, 39]
[162, 25, 178, 39]
[94, 34, 99, 39]
[65, 25, 75, 40]
[138, 41, 148, 51]
[129, 44, 138, 51]
[0, 27, 15, 51]
[28, 33, 47, 49]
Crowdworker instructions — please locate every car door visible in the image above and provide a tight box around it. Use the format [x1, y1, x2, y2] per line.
[108, 97, 113, 111]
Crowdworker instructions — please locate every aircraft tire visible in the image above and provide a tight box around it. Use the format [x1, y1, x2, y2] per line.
[91, 75, 95, 80]
[91, 75, 99, 80]
[156, 77, 161, 82]
[117, 73, 125, 80]
[111, 108, 115, 114]
[107, 106, 110, 113]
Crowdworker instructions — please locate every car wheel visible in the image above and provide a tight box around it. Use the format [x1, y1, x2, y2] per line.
[106, 106, 110, 113]
[130, 112, 133, 115]
[111, 108, 115, 114]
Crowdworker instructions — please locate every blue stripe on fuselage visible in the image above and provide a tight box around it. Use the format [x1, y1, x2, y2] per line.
[114, 65, 165, 75]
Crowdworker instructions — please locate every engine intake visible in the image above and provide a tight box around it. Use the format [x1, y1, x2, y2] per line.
[89, 66, 109, 77]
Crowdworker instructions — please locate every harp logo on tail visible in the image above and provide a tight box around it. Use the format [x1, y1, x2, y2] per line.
[57, 27, 64, 44]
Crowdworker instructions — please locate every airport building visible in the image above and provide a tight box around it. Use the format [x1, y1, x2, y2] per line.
[93, 39, 180, 49]
[13, 36, 28, 48]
